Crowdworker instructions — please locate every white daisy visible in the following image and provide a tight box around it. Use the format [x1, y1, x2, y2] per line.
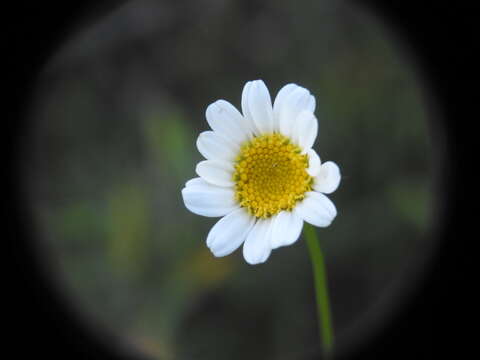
[182, 80, 341, 265]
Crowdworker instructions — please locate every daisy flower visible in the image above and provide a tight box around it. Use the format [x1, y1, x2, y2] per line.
[182, 80, 341, 265]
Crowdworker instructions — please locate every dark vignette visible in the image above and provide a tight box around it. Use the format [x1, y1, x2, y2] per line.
[349, 1, 469, 359]
[6, 0, 470, 359]
[9, 3, 146, 360]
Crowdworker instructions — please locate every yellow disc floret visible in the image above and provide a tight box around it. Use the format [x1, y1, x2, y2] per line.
[233, 133, 313, 218]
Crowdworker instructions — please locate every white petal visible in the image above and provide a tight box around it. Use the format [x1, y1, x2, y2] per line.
[182, 178, 238, 217]
[313, 161, 341, 194]
[273, 83, 298, 121]
[278, 86, 316, 137]
[196, 160, 234, 187]
[206, 100, 250, 144]
[241, 81, 261, 136]
[295, 191, 337, 227]
[185, 177, 204, 187]
[293, 111, 318, 152]
[206, 208, 255, 257]
[309, 95, 316, 113]
[306, 149, 321, 177]
[243, 218, 273, 265]
[196, 131, 239, 161]
[247, 80, 274, 134]
[270, 211, 304, 249]
[218, 99, 255, 139]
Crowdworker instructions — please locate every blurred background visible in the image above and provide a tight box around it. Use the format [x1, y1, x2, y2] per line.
[24, 0, 434, 359]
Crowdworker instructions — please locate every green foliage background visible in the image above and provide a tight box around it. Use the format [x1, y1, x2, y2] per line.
[26, 0, 434, 359]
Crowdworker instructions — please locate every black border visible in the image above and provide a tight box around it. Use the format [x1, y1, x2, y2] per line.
[7, 1, 471, 359]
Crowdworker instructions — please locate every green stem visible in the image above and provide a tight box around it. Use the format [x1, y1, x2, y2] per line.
[304, 223, 334, 358]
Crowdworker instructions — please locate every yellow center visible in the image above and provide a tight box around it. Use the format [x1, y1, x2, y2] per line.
[233, 133, 313, 218]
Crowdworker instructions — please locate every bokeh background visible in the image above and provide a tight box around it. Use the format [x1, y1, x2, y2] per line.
[24, 0, 434, 359]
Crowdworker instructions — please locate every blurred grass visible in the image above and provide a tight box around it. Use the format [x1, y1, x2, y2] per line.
[107, 182, 151, 277]
[143, 107, 194, 180]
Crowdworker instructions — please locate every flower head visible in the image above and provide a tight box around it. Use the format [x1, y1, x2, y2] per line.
[182, 80, 341, 264]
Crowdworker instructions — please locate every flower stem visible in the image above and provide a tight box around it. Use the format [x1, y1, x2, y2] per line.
[304, 223, 334, 358]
